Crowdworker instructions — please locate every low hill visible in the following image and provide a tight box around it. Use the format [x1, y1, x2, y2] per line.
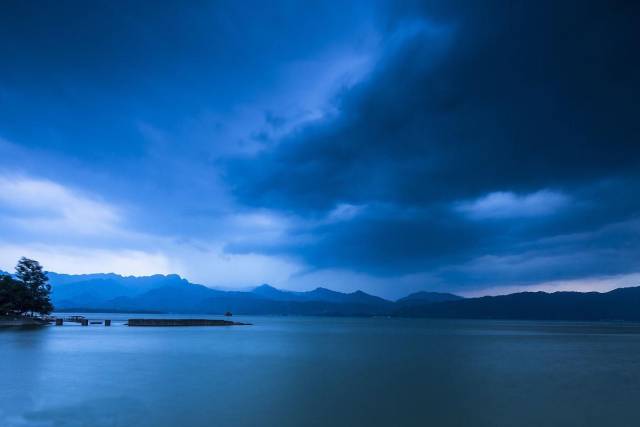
[395, 287, 640, 321]
[396, 291, 463, 305]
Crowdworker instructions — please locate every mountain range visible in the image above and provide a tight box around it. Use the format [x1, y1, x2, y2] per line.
[45, 272, 459, 316]
[5, 271, 640, 320]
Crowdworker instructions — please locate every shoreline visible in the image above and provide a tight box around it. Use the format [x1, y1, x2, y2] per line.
[0, 316, 48, 327]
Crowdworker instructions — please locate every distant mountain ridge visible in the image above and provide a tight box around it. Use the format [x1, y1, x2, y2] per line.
[14, 271, 640, 320]
[46, 273, 402, 316]
[394, 287, 640, 321]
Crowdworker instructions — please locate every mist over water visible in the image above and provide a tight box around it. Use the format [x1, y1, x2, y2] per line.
[2, 316, 639, 427]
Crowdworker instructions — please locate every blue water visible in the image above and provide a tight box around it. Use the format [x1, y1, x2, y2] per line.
[2, 314, 640, 427]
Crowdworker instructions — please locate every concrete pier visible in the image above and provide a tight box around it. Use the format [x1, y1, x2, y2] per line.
[127, 319, 250, 327]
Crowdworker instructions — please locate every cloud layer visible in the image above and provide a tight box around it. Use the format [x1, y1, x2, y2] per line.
[0, 1, 639, 297]
[226, 1, 640, 292]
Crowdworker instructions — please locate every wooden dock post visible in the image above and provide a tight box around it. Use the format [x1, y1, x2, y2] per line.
[81, 319, 89, 326]
[55, 318, 63, 326]
[104, 319, 111, 326]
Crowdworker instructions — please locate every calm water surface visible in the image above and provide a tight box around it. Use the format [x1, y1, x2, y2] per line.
[2, 314, 640, 427]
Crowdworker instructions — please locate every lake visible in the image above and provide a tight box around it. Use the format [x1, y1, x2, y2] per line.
[2, 314, 640, 427]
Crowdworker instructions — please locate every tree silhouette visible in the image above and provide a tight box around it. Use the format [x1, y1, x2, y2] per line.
[0, 275, 30, 315]
[0, 258, 54, 316]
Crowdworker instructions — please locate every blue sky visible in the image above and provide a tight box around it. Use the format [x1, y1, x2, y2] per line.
[1, 0, 639, 298]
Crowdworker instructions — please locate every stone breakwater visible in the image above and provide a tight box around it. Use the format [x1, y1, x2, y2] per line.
[127, 319, 251, 327]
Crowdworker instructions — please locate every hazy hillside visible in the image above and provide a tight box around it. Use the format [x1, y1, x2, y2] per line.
[396, 291, 463, 305]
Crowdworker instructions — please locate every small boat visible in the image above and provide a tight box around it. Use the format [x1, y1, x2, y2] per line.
[224, 311, 233, 317]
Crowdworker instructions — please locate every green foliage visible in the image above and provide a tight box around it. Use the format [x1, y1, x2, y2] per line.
[0, 258, 53, 316]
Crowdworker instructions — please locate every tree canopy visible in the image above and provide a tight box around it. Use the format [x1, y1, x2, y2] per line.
[0, 258, 53, 316]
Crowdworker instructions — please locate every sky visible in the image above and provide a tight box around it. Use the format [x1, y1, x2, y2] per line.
[0, 0, 639, 298]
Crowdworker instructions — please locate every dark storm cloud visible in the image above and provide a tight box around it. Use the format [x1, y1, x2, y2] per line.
[2, 0, 638, 292]
[226, 203, 492, 275]
[232, 0, 640, 210]
[227, 0, 640, 283]
[0, 0, 376, 158]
